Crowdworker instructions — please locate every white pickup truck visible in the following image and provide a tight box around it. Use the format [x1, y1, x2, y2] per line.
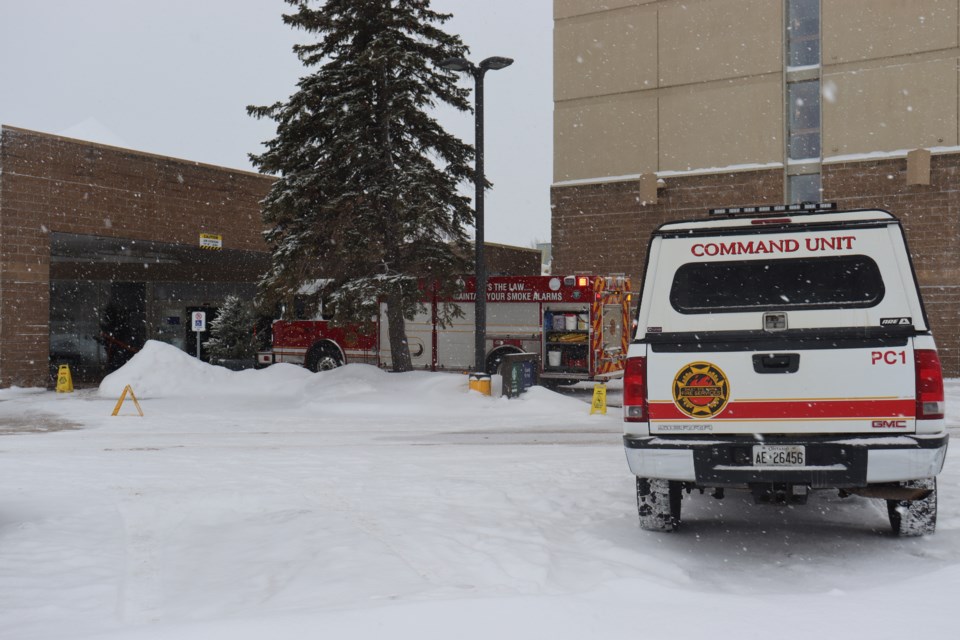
[623, 203, 948, 535]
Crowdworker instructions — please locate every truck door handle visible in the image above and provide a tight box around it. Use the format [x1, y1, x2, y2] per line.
[752, 353, 800, 374]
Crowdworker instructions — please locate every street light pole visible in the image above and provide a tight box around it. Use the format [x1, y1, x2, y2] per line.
[472, 65, 488, 376]
[440, 55, 513, 373]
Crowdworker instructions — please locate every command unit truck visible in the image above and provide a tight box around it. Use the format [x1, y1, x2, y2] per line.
[622, 203, 948, 535]
[261, 275, 632, 384]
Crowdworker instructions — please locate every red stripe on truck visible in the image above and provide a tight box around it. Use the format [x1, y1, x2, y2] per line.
[649, 398, 915, 421]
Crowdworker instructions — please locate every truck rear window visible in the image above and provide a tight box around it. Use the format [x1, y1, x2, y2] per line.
[670, 255, 885, 313]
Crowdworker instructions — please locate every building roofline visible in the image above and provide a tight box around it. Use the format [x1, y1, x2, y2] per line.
[1, 124, 273, 180]
[476, 241, 542, 254]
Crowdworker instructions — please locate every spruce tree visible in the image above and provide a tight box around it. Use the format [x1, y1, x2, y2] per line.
[249, 0, 476, 372]
[204, 295, 258, 362]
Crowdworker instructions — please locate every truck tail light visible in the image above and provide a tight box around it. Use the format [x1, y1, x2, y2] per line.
[915, 349, 944, 420]
[623, 356, 648, 422]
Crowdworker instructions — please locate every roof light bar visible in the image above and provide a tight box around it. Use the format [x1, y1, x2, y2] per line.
[708, 202, 837, 217]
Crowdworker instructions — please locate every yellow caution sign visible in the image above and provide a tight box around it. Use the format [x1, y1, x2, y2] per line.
[56, 365, 74, 393]
[111, 385, 144, 417]
[590, 383, 607, 415]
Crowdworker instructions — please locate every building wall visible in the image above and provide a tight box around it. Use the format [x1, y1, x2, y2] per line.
[822, 0, 959, 158]
[554, 0, 960, 182]
[0, 126, 274, 387]
[552, 168, 783, 282]
[823, 58, 958, 157]
[483, 244, 543, 276]
[553, 0, 785, 183]
[822, 0, 957, 65]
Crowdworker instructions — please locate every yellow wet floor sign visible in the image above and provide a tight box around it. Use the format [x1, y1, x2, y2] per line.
[56, 365, 74, 393]
[111, 385, 144, 417]
[590, 383, 607, 415]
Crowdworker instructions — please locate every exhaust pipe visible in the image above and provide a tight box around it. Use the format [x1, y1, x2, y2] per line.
[845, 485, 933, 501]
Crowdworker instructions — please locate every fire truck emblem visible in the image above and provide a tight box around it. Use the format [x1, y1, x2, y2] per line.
[672, 362, 730, 418]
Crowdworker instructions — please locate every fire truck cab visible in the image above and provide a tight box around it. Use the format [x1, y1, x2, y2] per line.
[261, 274, 632, 384]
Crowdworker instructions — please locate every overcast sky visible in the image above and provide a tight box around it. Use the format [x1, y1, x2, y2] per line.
[0, 0, 552, 247]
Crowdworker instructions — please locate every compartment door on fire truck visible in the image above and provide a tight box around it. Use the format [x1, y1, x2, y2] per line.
[378, 302, 432, 370]
[601, 302, 624, 355]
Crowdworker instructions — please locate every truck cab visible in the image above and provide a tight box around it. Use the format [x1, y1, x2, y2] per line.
[623, 203, 948, 535]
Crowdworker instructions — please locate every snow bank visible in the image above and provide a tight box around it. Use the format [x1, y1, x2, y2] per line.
[98, 341, 314, 399]
[97, 340, 601, 421]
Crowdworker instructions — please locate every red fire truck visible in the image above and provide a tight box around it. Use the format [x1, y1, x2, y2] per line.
[258, 274, 632, 384]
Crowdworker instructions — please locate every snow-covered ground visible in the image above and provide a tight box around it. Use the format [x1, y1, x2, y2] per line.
[1, 341, 958, 639]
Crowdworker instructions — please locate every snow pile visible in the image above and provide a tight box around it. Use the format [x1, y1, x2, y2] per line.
[97, 340, 599, 422]
[98, 341, 313, 399]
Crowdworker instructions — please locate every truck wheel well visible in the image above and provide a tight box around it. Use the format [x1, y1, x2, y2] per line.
[887, 477, 937, 536]
[485, 346, 523, 375]
[305, 341, 344, 372]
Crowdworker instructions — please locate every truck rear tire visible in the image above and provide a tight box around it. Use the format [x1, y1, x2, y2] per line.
[305, 343, 343, 373]
[636, 477, 682, 532]
[886, 477, 937, 536]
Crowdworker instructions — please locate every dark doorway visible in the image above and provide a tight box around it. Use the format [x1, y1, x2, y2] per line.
[49, 281, 105, 384]
[100, 282, 147, 372]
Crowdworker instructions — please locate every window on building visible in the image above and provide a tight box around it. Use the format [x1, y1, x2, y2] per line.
[784, 1, 822, 202]
[788, 172, 822, 203]
[787, 0, 820, 67]
[787, 80, 821, 161]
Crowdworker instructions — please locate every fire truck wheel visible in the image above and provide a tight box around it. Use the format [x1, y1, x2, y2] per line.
[886, 477, 937, 536]
[485, 348, 522, 375]
[636, 477, 682, 532]
[540, 378, 578, 389]
[305, 344, 343, 372]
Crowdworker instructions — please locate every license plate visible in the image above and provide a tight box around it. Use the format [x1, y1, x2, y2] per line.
[752, 444, 805, 467]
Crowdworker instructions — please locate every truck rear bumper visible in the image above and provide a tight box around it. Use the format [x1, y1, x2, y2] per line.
[623, 433, 948, 487]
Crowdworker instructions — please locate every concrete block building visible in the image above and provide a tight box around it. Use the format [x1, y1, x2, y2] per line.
[551, 0, 960, 375]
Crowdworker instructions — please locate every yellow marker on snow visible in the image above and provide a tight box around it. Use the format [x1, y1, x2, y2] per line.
[56, 365, 74, 393]
[590, 383, 607, 415]
[111, 385, 144, 417]
[468, 372, 492, 396]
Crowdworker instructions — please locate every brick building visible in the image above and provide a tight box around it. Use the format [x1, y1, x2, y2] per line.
[0, 126, 274, 387]
[551, 0, 960, 375]
[0, 126, 541, 387]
